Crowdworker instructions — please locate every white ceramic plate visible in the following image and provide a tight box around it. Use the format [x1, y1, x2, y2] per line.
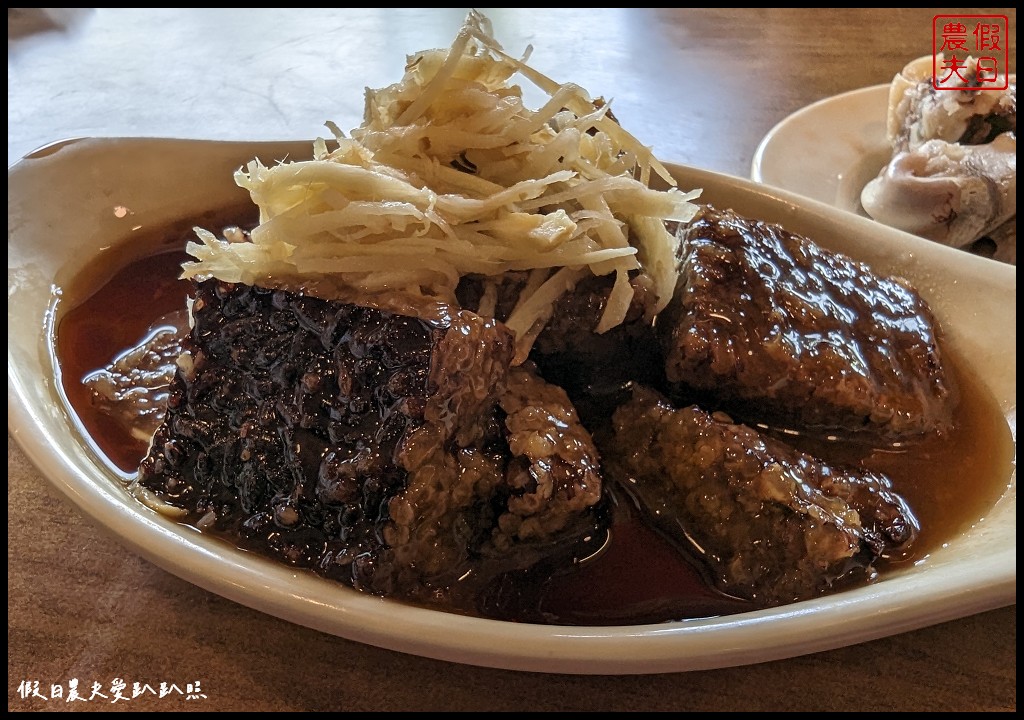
[8, 137, 1016, 675]
[751, 85, 891, 215]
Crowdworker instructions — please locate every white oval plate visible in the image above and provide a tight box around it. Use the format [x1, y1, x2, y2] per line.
[8, 137, 1016, 675]
[751, 84, 891, 215]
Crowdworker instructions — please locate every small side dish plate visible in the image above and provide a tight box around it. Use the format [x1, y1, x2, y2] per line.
[8, 136, 1016, 675]
[751, 84, 891, 215]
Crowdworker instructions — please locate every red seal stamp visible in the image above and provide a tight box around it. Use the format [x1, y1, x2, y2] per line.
[932, 15, 1010, 90]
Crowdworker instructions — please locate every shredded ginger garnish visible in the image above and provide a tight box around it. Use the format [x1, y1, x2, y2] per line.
[183, 9, 701, 363]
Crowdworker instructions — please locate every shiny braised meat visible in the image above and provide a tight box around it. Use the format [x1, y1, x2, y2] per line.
[136, 200, 960, 615]
[458, 271, 666, 425]
[660, 206, 956, 441]
[457, 206, 946, 608]
[605, 386, 919, 606]
[137, 280, 603, 606]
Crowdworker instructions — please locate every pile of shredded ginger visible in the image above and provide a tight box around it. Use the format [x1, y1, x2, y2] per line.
[184, 10, 700, 363]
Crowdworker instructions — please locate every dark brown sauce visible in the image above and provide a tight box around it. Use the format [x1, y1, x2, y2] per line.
[54, 219, 1016, 626]
[58, 249, 192, 473]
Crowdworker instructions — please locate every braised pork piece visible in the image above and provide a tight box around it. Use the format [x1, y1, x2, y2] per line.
[605, 386, 918, 606]
[660, 206, 957, 441]
[458, 271, 666, 425]
[137, 279, 604, 607]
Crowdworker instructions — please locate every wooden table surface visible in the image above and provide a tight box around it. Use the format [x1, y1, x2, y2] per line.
[8, 8, 1016, 712]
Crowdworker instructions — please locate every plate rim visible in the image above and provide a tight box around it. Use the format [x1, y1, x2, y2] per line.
[7, 136, 1017, 675]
